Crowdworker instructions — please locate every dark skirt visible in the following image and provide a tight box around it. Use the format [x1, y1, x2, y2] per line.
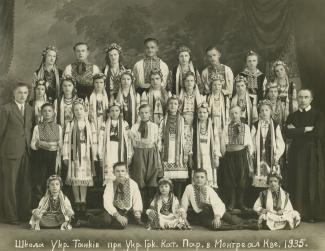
[222, 148, 250, 189]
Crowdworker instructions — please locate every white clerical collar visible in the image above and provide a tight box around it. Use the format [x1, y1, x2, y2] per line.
[299, 105, 311, 112]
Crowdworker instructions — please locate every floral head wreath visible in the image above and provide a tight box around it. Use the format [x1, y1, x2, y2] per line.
[267, 170, 282, 184]
[47, 174, 63, 188]
[42, 45, 58, 57]
[246, 50, 258, 58]
[149, 68, 163, 80]
[73, 98, 85, 107]
[105, 43, 122, 54]
[272, 60, 289, 74]
[109, 100, 122, 111]
[235, 75, 247, 84]
[158, 177, 173, 191]
[34, 79, 47, 88]
[92, 73, 107, 81]
[62, 75, 76, 86]
[120, 69, 135, 82]
[209, 72, 225, 82]
[198, 101, 211, 114]
[178, 45, 191, 55]
[258, 99, 273, 111]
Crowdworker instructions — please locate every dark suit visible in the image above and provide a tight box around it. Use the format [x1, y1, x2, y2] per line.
[0, 101, 34, 222]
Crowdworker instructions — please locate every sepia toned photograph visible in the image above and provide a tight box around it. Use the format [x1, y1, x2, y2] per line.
[0, 0, 324, 250]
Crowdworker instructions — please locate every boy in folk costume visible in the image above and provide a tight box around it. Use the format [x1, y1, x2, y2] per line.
[265, 82, 286, 128]
[146, 178, 190, 230]
[141, 68, 170, 125]
[88, 73, 109, 136]
[115, 70, 141, 127]
[30, 80, 48, 124]
[133, 38, 169, 94]
[192, 102, 221, 189]
[63, 98, 98, 213]
[75, 162, 143, 229]
[207, 73, 230, 138]
[63, 42, 101, 100]
[53, 76, 78, 131]
[159, 96, 187, 199]
[31, 103, 62, 208]
[253, 171, 300, 230]
[221, 106, 254, 212]
[201, 46, 234, 96]
[129, 104, 162, 211]
[30, 175, 74, 230]
[181, 169, 256, 230]
[98, 101, 132, 184]
[231, 75, 258, 128]
[179, 71, 204, 172]
[251, 100, 285, 189]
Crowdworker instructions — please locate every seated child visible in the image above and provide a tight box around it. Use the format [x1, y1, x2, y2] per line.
[181, 169, 257, 231]
[29, 175, 74, 230]
[146, 178, 190, 230]
[253, 171, 300, 230]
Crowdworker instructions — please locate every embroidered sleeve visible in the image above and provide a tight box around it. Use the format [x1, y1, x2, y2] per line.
[245, 124, 254, 155]
[158, 119, 164, 152]
[58, 126, 63, 154]
[180, 186, 190, 213]
[103, 182, 118, 215]
[97, 122, 106, 160]
[90, 122, 98, 161]
[62, 64, 72, 78]
[209, 187, 226, 217]
[62, 122, 71, 160]
[225, 66, 234, 96]
[64, 196, 74, 218]
[131, 181, 143, 213]
[31, 125, 39, 151]
[274, 125, 285, 161]
[253, 195, 263, 213]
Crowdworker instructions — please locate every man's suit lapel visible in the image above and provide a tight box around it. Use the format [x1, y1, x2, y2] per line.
[11, 102, 24, 125]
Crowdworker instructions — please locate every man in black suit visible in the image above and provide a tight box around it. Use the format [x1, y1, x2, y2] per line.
[0, 82, 34, 224]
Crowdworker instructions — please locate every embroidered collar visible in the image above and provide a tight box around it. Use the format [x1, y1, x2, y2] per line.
[242, 68, 263, 78]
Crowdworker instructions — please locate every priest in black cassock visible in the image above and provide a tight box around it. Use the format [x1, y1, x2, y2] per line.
[285, 89, 325, 222]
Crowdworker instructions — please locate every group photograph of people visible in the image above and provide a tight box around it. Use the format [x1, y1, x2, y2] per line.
[0, 0, 325, 250]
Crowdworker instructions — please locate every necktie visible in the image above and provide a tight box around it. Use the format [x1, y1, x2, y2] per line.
[20, 105, 24, 117]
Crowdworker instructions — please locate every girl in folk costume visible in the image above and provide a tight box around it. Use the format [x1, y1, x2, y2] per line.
[30, 80, 48, 124]
[179, 71, 204, 172]
[129, 104, 162, 210]
[201, 46, 234, 96]
[141, 68, 170, 125]
[207, 73, 230, 137]
[270, 60, 298, 121]
[192, 102, 221, 189]
[63, 98, 98, 213]
[88, 73, 109, 136]
[146, 178, 190, 230]
[32, 45, 62, 103]
[251, 100, 285, 189]
[103, 43, 126, 103]
[231, 75, 258, 128]
[237, 50, 267, 103]
[98, 101, 132, 184]
[221, 105, 254, 212]
[169, 46, 202, 96]
[159, 96, 187, 199]
[115, 70, 141, 127]
[31, 103, 63, 207]
[30, 175, 74, 230]
[265, 82, 286, 128]
[253, 171, 301, 230]
[53, 76, 78, 131]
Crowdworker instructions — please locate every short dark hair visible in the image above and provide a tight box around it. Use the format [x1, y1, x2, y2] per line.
[13, 82, 29, 92]
[205, 45, 221, 54]
[113, 162, 127, 170]
[298, 88, 313, 98]
[41, 103, 54, 111]
[194, 168, 207, 176]
[144, 37, 158, 46]
[73, 42, 89, 51]
[139, 103, 151, 111]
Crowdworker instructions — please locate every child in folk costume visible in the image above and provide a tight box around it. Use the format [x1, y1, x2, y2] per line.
[115, 70, 141, 127]
[88, 73, 109, 136]
[146, 178, 190, 230]
[30, 175, 74, 230]
[30, 80, 48, 124]
[207, 73, 230, 139]
[221, 106, 254, 212]
[253, 171, 300, 230]
[159, 96, 187, 199]
[179, 71, 204, 173]
[129, 104, 162, 210]
[141, 68, 170, 125]
[193, 102, 221, 189]
[251, 100, 285, 188]
[98, 101, 132, 184]
[265, 82, 286, 128]
[63, 98, 98, 213]
[31, 103, 63, 207]
[54, 76, 78, 131]
[231, 75, 258, 128]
